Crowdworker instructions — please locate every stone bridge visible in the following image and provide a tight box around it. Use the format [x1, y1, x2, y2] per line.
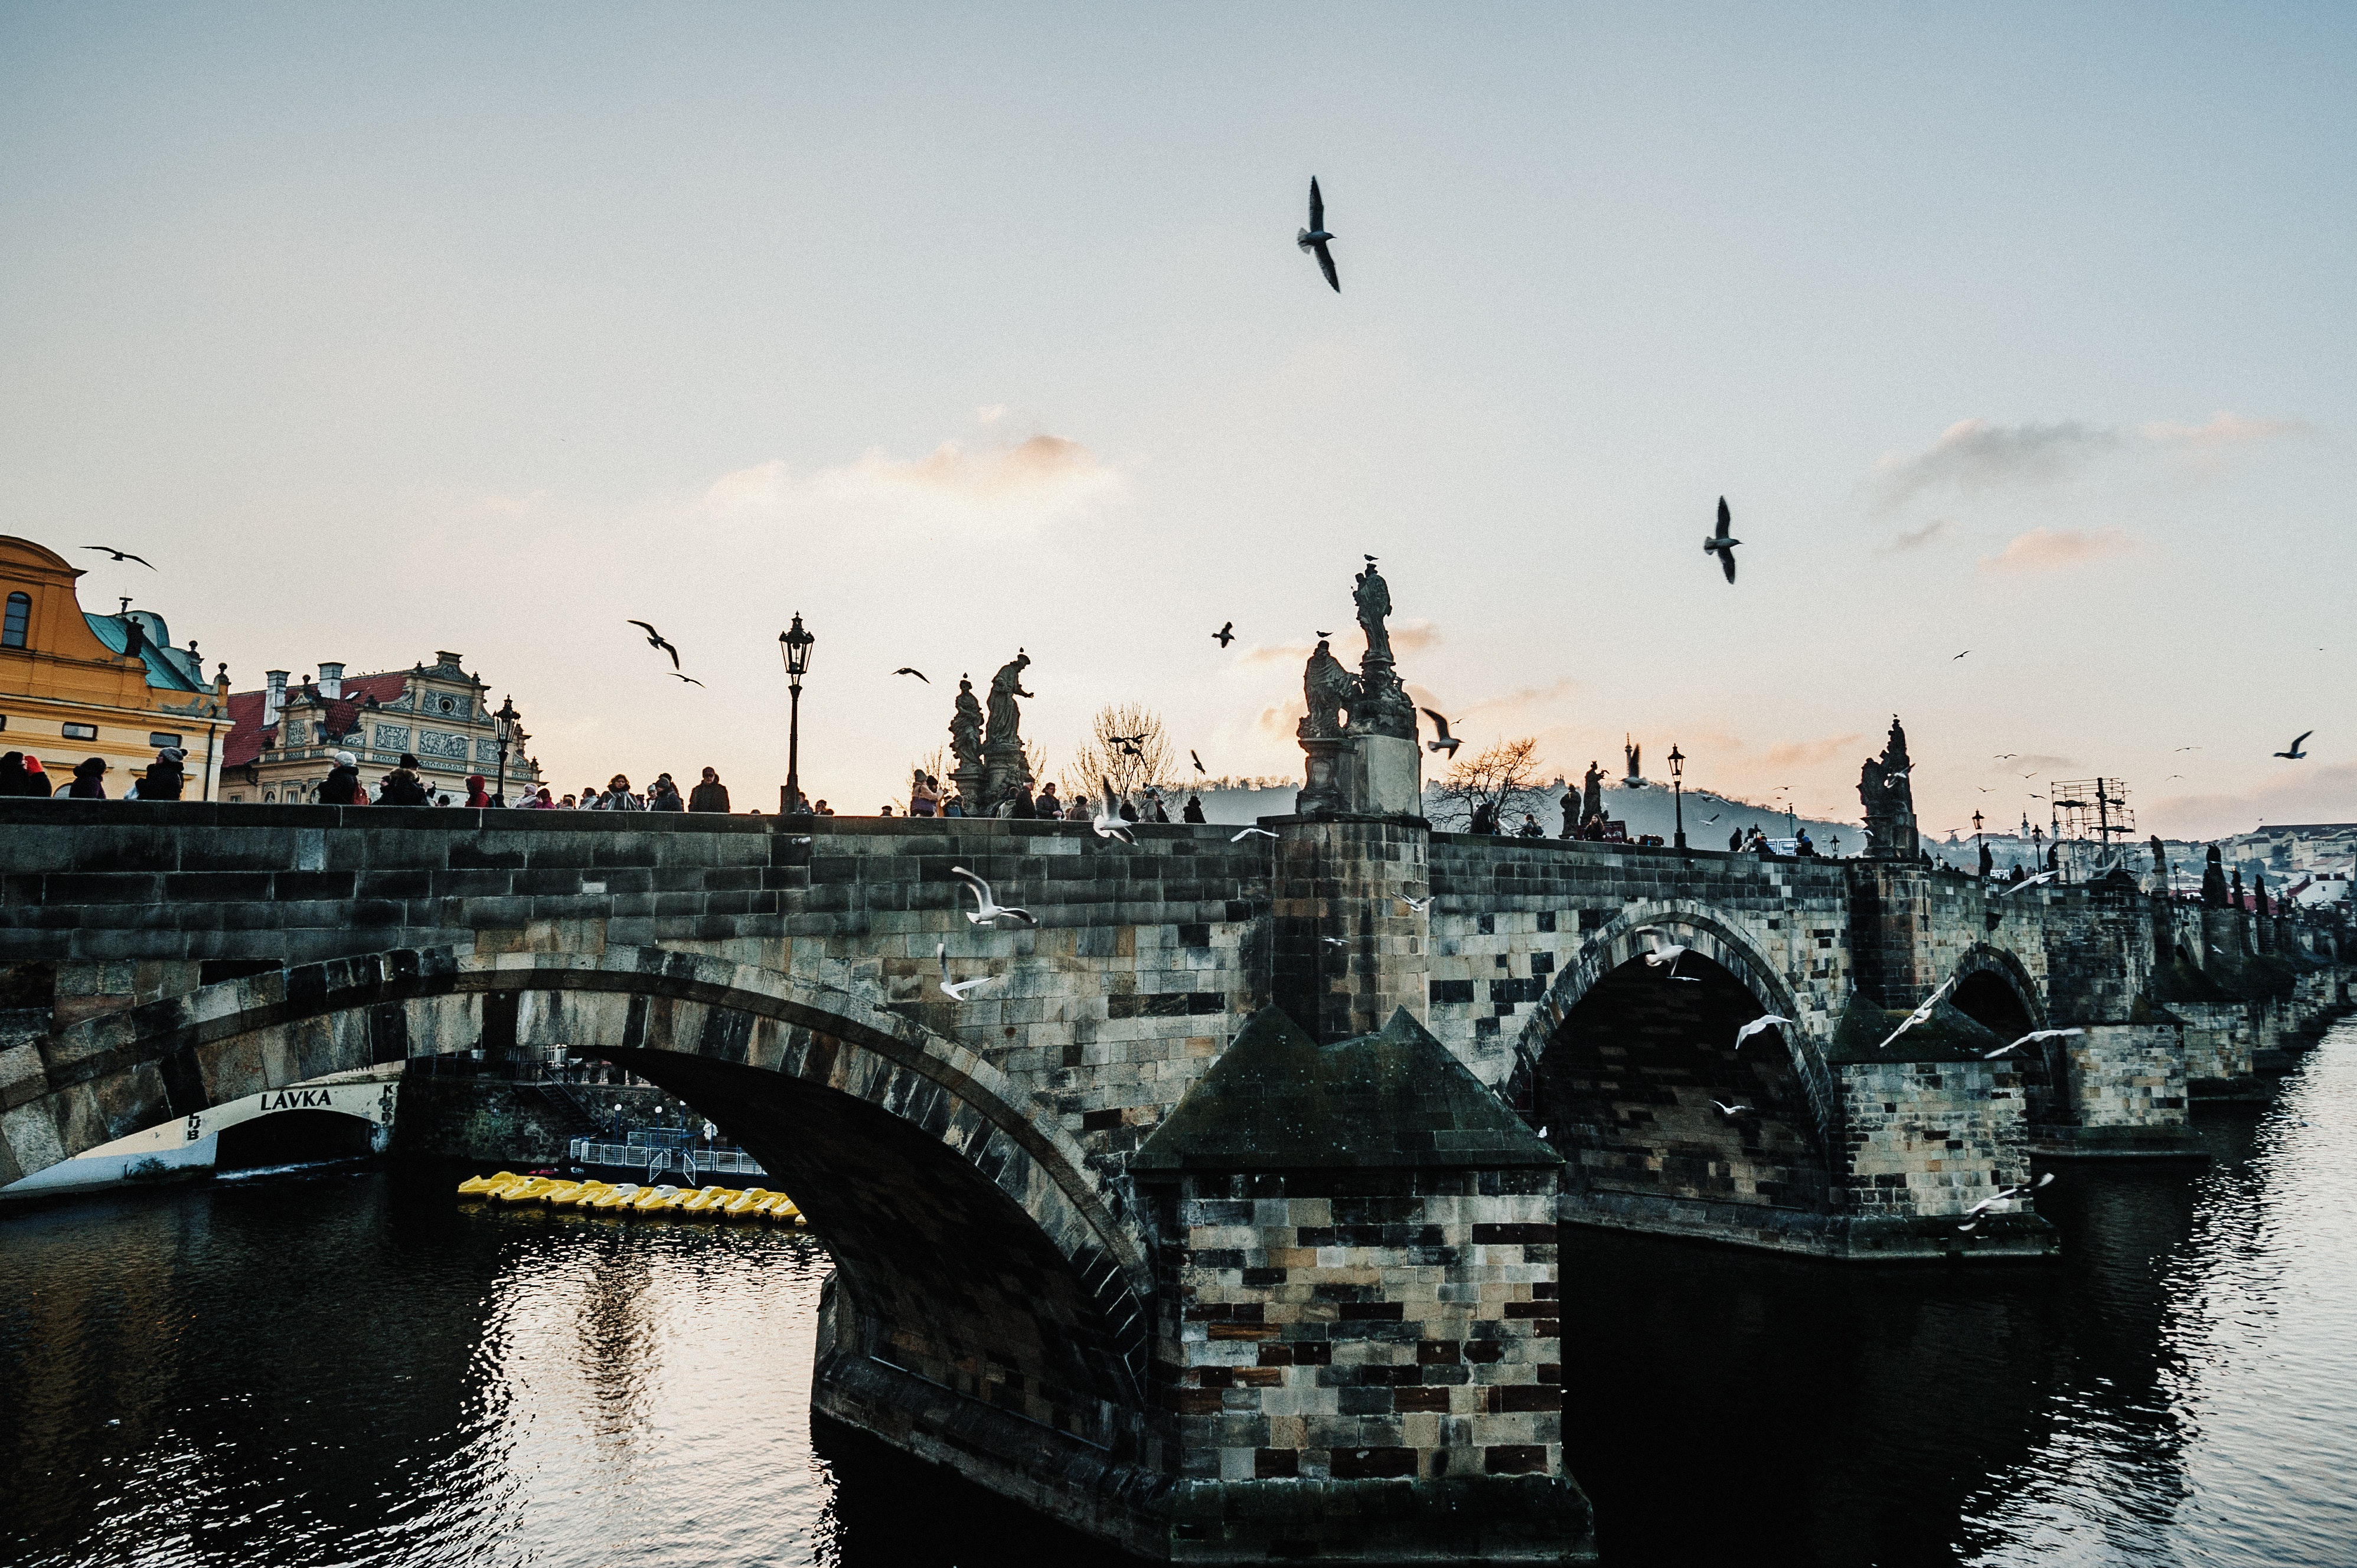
[2, 801, 2347, 1562]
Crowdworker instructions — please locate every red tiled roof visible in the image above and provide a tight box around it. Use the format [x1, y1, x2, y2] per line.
[223, 671, 412, 770]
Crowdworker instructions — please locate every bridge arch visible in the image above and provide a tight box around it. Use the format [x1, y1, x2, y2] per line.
[1504, 902, 1842, 1224]
[1947, 942, 2046, 1037]
[5, 945, 1151, 1446]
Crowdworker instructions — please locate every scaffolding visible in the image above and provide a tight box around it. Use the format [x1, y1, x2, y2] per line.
[2048, 777, 2137, 880]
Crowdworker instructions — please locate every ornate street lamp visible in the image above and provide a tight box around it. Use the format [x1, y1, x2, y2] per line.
[491, 695, 519, 807]
[779, 613, 815, 812]
[1666, 744, 1686, 851]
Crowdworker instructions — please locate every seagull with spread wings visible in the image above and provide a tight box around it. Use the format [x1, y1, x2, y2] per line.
[1092, 779, 1136, 844]
[2274, 730, 2313, 760]
[1213, 622, 1235, 648]
[1734, 1014, 1793, 1050]
[626, 620, 680, 669]
[1702, 497, 1741, 583]
[83, 545, 155, 569]
[1421, 708, 1462, 757]
[950, 866, 1036, 928]
[1297, 177, 1339, 292]
[937, 944, 991, 1002]
[893, 668, 929, 684]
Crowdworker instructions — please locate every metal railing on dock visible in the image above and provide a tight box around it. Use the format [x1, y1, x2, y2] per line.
[569, 1139, 769, 1182]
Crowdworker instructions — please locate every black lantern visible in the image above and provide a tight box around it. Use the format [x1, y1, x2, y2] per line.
[779, 613, 815, 812]
[1666, 744, 1687, 852]
[491, 695, 519, 808]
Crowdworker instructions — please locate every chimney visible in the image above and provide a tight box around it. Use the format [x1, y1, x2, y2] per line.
[318, 662, 344, 699]
[264, 670, 289, 727]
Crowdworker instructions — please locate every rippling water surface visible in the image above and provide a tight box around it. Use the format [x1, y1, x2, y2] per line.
[5, 1025, 2355, 1567]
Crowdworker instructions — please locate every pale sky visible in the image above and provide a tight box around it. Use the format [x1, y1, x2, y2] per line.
[3, 5, 2349, 836]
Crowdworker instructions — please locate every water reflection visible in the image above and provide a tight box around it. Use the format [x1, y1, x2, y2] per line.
[3, 1026, 2354, 1566]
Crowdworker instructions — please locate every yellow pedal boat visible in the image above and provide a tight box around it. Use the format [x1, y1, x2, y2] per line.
[679, 1186, 737, 1217]
[552, 1181, 612, 1209]
[629, 1184, 685, 1213]
[722, 1188, 774, 1220]
[456, 1170, 523, 1198]
[494, 1176, 559, 1204]
[589, 1183, 643, 1211]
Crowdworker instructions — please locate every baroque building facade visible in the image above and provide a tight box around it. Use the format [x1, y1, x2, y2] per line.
[222, 652, 543, 805]
[0, 535, 234, 796]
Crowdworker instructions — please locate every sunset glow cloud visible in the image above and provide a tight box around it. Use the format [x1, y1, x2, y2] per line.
[1976, 526, 2137, 576]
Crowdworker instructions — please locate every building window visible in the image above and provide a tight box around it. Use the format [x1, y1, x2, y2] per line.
[2, 592, 27, 648]
[62, 722, 97, 740]
[149, 731, 182, 748]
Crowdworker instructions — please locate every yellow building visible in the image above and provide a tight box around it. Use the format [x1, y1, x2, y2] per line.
[0, 536, 233, 798]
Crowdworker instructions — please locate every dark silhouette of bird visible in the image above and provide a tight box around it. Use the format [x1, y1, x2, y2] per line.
[1191, 750, 1206, 774]
[1213, 622, 1235, 648]
[893, 668, 929, 683]
[1314, 630, 1333, 639]
[2274, 730, 2313, 760]
[1420, 708, 1461, 757]
[1702, 497, 1739, 583]
[1297, 177, 1339, 292]
[672, 673, 704, 687]
[626, 620, 680, 669]
[83, 545, 155, 569]
[1953, 650, 1971, 660]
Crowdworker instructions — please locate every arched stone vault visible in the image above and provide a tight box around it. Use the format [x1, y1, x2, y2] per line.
[6, 944, 1153, 1436]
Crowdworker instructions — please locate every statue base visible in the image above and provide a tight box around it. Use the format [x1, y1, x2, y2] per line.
[951, 762, 987, 815]
[1298, 733, 1422, 819]
[981, 745, 1032, 812]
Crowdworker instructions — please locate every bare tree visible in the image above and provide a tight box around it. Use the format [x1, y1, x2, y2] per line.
[1427, 737, 1550, 833]
[1066, 704, 1173, 803]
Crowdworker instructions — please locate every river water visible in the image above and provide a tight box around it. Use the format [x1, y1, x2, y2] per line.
[5, 1025, 2354, 1567]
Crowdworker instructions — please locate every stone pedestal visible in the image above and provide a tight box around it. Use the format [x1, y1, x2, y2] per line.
[1343, 732, 1423, 819]
[980, 743, 1031, 810]
[1296, 737, 1346, 816]
[1268, 815, 1431, 1044]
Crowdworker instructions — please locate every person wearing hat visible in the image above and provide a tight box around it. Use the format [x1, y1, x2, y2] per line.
[321, 751, 365, 806]
[377, 752, 430, 806]
[463, 774, 491, 808]
[138, 746, 188, 801]
[66, 756, 108, 799]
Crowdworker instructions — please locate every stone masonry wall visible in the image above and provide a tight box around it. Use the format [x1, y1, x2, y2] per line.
[1837, 1059, 2034, 1221]
[2044, 1024, 2191, 1153]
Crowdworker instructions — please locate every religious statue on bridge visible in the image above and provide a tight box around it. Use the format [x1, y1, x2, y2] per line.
[1857, 716, 1922, 860]
[1295, 557, 1422, 815]
[1344, 556, 1415, 741]
[981, 651, 1034, 803]
[948, 675, 987, 805]
[1582, 760, 1605, 826]
[1299, 639, 1354, 740]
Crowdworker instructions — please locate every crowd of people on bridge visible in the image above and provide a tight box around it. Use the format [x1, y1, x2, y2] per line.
[887, 770, 1209, 825]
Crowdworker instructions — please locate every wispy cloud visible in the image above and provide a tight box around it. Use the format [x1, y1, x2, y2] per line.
[2139, 410, 2312, 449]
[1879, 518, 1953, 553]
[702, 432, 1122, 528]
[1762, 733, 1865, 769]
[1976, 526, 2137, 576]
[1872, 419, 2118, 515]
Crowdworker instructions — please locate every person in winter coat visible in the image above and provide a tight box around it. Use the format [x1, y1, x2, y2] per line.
[319, 752, 365, 806]
[1468, 801, 1497, 835]
[464, 774, 492, 808]
[648, 773, 685, 812]
[66, 757, 108, 799]
[688, 767, 730, 814]
[21, 756, 53, 795]
[0, 752, 38, 796]
[377, 753, 430, 806]
[136, 746, 188, 801]
[603, 775, 645, 811]
[1182, 793, 1206, 824]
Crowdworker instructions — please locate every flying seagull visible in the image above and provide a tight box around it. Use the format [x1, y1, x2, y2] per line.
[1994, 753, 2018, 760]
[1421, 708, 1462, 757]
[1733, 1014, 1793, 1050]
[626, 620, 680, 669]
[671, 673, 704, 687]
[1999, 871, 2058, 897]
[950, 865, 1036, 928]
[1315, 630, 1333, 639]
[1092, 779, 1136, 844]
[83, 545, 155, 569]
[1874, 977, 1954, 1050]
[1954, 650, 1971, 660]
[1213, 622, 1235, 648]
[1232, 827, 1279, 842]
[1703, 497, 1739, 583]
[1634, 926, 1691, 977]
[2274, 730, 2313, 760]
[936, 944, 991, 1002]
[1323, 937, 1347, 947]
[1709, 1100, 1755, 1116]
[1191, 750, 1206, 773]
[893, 668, 929, 683]
[1403, 895, 1433, 913]
[1297, 177, 1339, 292]
[1984, 1027, 2081, 1059]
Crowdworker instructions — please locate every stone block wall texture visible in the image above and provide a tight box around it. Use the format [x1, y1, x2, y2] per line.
[1837, 1060, 2034, 1220]
[1268, 817, 1429, 1044]
[2043, 1024, 2192, 1153]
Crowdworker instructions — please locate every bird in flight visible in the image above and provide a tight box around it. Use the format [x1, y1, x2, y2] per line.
[1984, 1027, 2081, 1059]
[1421, 708, 1462, 757]
[1953, 651, 1970, 660]
[1213, 622, 1235, 648]
[1314, 630, 1333, 639]
[1092, 779, 1136, 844]
[83, 545, 155, 569]
[2274, 730, 2313, 760]
[1709, 1100, 1755, 1116]
[1733, 1014, 1793, 1050]
[626, 621, 680, 669]
[1297, 177, 1339, 292]
[672, 674, 704, 688]
[893, 668, 929, 683]
[1402, 894, 1433, 913]
[2174, 746, 2202, 752]
[1231, 827, 1279, 842]
[1999, 871, 2057, 897]
[1703, 497, 1740, 584]
[1322, 937, 1347, 948]
[1874, 976, 1954, 1050]
[1994, 753, 2017, 760]
[936, 944, 991, 1002]
[1191, 750, 1206, 773]
[1634, 927, 1692, 977]
[950, 866, 1036, 928]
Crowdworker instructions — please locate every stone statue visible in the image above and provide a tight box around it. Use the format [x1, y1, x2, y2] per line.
[948, 676, 985, 773]
[985, 652, 1032, 753]
[1299, 640, 1355, 740]
[2201, 844, 2228, 907]
[1354, 558, 1393, 666]
[1582, 761, 1604, 825]
[1857, 717, 1921, 860]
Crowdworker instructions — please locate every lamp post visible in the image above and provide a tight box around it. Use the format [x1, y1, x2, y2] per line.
[1667, 744, 1686, 851]
[779, 613, 815, 812]
[491, 695, 518, 807]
